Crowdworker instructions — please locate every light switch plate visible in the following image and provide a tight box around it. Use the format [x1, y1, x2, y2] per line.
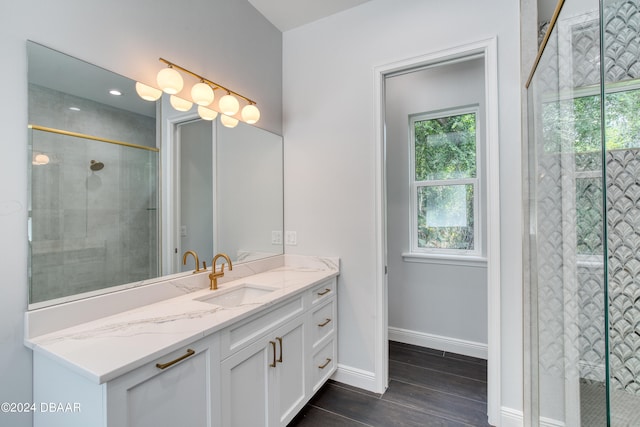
[285, 231, 297, 246]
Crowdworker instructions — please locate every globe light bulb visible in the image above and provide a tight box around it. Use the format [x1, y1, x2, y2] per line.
[32, 153, 50, 165]
[198, 105, 218, 121]
[241, 104, 260, 124]
[191, 82, 214, 106]
[135, 82, 162, 101]
[157, 67, 183, 94]
[169, 95, 193, 112]
[220, 114, 239, 128]
[219, 94, 239, 115]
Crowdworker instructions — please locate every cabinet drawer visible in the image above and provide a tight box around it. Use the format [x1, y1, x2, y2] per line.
[220, 295, 304, 359]
[310, 279, 335, 305]
[311, 300, 335, 347]
[311, 339, 336, 392]
[106, 335, 217, 427]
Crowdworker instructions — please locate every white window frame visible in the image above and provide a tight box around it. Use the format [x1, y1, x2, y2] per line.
[409, 105, 482, 258]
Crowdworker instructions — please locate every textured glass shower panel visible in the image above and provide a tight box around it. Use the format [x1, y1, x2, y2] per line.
[29, 129, 159, 303]
[602, 0, 640, 423]
[528, 0, 607, 424]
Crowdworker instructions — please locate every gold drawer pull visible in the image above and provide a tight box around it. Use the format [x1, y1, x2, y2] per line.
[156, 349, 195, 369]
[317, 318, 332, 327]
[269, 341, 277, 367]
[318, 358, 332, 369]
[276, 337, 283, 363]
[317, 288, 331, 296]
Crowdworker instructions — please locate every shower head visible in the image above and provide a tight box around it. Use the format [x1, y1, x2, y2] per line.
[90, 160, 104, 171]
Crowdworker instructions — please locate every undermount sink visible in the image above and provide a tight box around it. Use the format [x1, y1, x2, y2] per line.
[195, 284, 276, 308]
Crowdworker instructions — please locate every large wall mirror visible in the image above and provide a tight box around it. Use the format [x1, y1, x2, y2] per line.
[27, 41, 284, 308]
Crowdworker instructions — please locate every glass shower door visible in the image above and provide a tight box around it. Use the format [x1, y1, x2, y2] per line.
[527, 0, 608, 424]
[528, 0, 640, 425]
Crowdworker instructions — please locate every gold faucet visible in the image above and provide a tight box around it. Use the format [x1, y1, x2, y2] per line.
[209, 253, 233, 290]
[182, 250, 203, 274]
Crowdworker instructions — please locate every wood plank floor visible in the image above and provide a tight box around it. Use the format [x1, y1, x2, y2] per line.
[288, 341, 490, 427]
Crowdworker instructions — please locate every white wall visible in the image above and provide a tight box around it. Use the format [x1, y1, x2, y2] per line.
[283, 0, 523, 418]
[0, 2, 281, 426]
[217, 123, 284, 260]
[386, 58, 488, 353]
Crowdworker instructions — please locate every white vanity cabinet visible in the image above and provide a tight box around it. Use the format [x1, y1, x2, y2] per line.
[33, 334, 218, 427]
[218, 277, 337, 427]
[30, 271, 338, 427]
[309, 280, 338, 393]
[106, 336, 219, 427]
[220, 315, 306, 427]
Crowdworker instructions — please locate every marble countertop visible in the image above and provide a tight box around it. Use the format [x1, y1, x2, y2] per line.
[25, 257, 338, 384]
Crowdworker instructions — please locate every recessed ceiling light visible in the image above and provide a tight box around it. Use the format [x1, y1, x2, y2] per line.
[69, 107, 81, 111]
[109, 89, 122, 96]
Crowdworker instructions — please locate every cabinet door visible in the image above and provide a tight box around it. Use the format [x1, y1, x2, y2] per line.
[272, 317, 306, 427]
[107, 336, 216, 427]
[220, 337, 272, 427]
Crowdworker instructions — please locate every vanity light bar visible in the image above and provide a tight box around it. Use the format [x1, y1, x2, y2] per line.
[158, 58, 256, 106]
[136, 58, 260, 125]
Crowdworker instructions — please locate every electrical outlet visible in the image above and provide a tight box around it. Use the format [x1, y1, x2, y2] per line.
[285, 231, 297, 246]
[272, 230, 283, 245]
[180, 225, 187, 237]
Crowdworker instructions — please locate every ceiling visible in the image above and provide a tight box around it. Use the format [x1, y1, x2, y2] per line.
[248, 0, 372, 32]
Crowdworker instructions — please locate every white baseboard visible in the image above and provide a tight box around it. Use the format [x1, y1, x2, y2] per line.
[389, 327, 488, 360]
[331, 364, 379, 393]
[500, 407, 523, 427]
[540, 417, 566, 427]
[499, 407, 565, 427]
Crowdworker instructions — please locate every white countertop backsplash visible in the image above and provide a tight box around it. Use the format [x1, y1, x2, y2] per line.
[25, 255, 339, 384]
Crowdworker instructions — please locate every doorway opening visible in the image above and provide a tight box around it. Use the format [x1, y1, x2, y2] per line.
[161, 113, 217, 275]
[374, 38, 501, 425]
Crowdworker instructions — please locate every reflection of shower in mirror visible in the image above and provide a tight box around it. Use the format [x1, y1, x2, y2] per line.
[90, 160, 104, 171]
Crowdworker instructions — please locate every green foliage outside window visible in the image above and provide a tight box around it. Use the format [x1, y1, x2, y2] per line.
[414, 113, 477, 180]
[543, 89, 640, 155]
[541, 88, 640, 256]
[414, 112, 477, 251]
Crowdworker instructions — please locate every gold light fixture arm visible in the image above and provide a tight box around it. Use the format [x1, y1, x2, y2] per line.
[159, 58, 256, 106]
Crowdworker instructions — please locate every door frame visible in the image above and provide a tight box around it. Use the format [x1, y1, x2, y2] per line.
[373, 37, 501, 425]
[161, 110, 217, 275]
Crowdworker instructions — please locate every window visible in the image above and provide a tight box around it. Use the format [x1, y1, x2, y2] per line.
[542, 87, 640, 259]
[410, 108, 480, 256]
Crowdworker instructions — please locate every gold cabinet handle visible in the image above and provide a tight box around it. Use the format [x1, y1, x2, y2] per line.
[276, 337, 283, 363]
[317, 288, 331, 296]
[269, 341, 277, 367]
[317, 318, 332, 327]
[318, 358, 332, 369]
[156, 349, 195, 370]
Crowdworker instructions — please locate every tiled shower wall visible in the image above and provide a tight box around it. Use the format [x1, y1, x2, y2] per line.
[607, 148, 640, 394]
[29, 84, 158, 303]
